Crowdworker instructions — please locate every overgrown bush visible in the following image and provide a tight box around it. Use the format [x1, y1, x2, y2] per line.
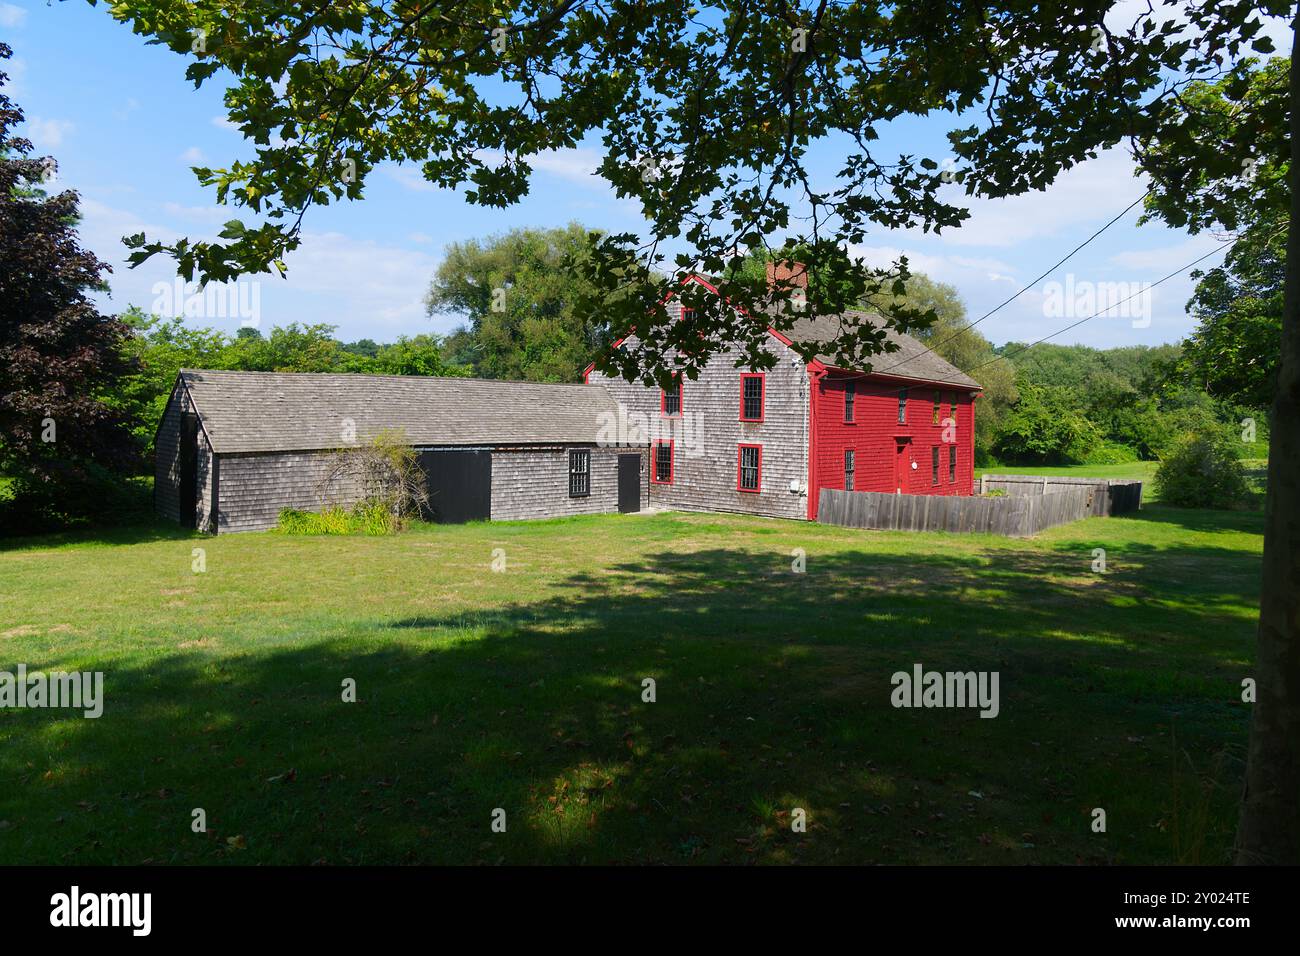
[275, 503, 405, 535]
[1155, 431, 1250, 509]
[276, 431, 428, 535]
[1086, 442, 1139, 465]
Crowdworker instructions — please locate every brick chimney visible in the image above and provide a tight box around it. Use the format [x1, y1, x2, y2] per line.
[766, 259, 808, 292]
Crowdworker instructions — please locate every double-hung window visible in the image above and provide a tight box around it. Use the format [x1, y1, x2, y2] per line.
[737, 444, 761, 492]
[740, 374, 765, 422]
[845, 449, 856, 491]
[655, 442, 676, 486]
[652, 440, 674, 484]
[661, 378, 682, 417]
[897, 387, 908, 424]
[844, 381, 856, 423]
[568, 449, 591, 497]
[931, 445, 940, 486]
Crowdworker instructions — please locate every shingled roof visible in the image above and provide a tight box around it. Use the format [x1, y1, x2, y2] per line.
[177, 369, 620, 454]
[780, 310, 982, 390]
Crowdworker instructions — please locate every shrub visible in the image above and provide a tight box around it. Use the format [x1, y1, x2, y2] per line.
[286, 430, 430, 535]
[1155, 431, 1250, 509]
[275, 503, 405, 535]
[1086, 442, 1139, 465]
[0, 467, 152, 537]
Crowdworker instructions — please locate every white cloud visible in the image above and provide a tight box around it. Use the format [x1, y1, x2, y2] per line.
[386, 146, 606, 194]
[279, 230, 440, 329]
[527, 147, 603, 186]
[0, 3, 27, 28]
[1103, 0, 1292, 57]
[926, 148, 1147, 249]
[161, 201, 230, 224]
[211, 115, 240, 132]
[386, 164, 438, 193]
[1108, 234, 1226, 272]
[113, 97, 141, 121]
[408, 232, 433, 244]
[25, 116, 74, 149]
[179, 146, 207, 164]
[849, 243, 1018, 289]
[78, 196, 443, 337]
[1, 55, 26, 97]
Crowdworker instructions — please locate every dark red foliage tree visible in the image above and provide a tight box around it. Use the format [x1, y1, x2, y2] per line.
[0, 42, 139, 509]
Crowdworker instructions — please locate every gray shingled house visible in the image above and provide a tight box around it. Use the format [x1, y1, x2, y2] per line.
[155, 370, 647, 533]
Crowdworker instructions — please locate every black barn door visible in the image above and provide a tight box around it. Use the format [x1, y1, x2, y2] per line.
[617, 453, 641, 513]
[179, 412, 199, 529]
[418, 450, 492, 523]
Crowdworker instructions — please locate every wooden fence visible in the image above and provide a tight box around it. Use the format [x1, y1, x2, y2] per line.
[977, 475, 1143, 517]
[817, 479, 1139, 538]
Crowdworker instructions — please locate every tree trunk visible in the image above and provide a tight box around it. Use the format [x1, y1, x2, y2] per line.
[1234, 6, 1300, 865]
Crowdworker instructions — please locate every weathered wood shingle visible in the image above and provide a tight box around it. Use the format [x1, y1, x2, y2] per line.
[781, 310, 982, 388]
[178, 370, 621, 453]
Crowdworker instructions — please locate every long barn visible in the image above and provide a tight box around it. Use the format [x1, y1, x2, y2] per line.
[155, 370, 647, 533]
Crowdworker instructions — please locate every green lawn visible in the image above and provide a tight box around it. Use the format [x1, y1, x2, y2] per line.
[977, 461, 1162, 498]
[0, 503, 1262, 864]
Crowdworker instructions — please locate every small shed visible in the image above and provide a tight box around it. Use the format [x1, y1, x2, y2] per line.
[155, 370, 646, 533]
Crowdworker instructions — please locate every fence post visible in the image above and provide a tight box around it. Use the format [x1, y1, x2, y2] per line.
[980, 474, 988, 495]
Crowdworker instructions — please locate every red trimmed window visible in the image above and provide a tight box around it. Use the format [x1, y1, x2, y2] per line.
[652, 440, 674, 484]
[948, 445, 957, 483]
[737, 444, 762, 492]
[844, 380, 856, 422]
[897, 387, 909, 424]
[844, 449, 856, 491]
[931, 445, 940, 486]
[661, 377, 682, 417]
[740, 373, 765, 422]
[933, 390, 942, 424]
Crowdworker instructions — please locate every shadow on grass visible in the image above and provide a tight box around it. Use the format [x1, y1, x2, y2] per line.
[0, 539, 1256, 866]
[1111, 504, 1266, 535]
[0, 517, 201, 553]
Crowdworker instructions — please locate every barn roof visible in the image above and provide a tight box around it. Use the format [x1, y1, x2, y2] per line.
[780, 310, 983, 390]
[176, 369, 621, 454]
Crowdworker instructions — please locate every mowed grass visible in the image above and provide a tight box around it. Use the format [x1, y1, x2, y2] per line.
[977, 461, 1162, 498]
[0, 502, 1262, 865]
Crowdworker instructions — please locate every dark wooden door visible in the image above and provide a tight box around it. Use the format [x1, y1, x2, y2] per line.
[179, 412, 199, 529]
[617, 454, 641, 513]
[418, 450, 492, 523]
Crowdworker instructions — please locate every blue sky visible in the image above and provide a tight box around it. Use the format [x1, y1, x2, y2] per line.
[2, 2, 1289, 350]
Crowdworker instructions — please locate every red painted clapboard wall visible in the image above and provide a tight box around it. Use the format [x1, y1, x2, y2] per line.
[807, 371, 977, 519]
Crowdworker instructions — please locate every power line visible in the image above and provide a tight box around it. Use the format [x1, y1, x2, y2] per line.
[873, 189, 1151, 376]
[962, 239, 1238, 376]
